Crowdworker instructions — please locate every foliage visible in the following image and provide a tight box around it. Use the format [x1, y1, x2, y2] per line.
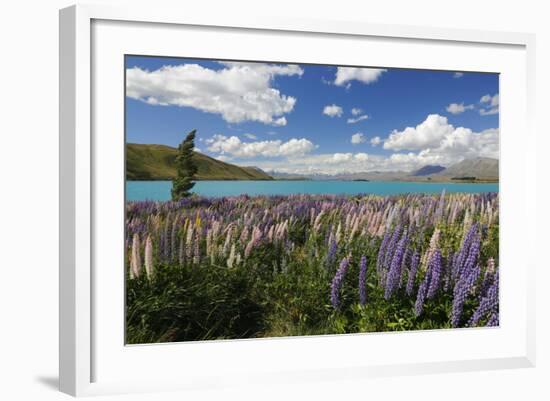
[125, 192, 499, 343]
[171, 130, 198, 200]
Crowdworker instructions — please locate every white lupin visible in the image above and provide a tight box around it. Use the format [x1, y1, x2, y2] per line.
[130, 233, 141, 279]
[144, 235, 153, 278]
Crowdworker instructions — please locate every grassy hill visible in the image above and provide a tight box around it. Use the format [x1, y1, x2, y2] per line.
[126, 143, 273, 181]
[435, 157, 499, 181]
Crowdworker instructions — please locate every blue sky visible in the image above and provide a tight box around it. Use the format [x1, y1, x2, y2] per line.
[126, 56, 499, 174]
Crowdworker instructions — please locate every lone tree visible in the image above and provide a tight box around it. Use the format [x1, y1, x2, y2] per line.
[171, 130, 198, 200]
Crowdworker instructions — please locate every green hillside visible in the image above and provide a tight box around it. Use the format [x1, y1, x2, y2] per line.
[126, 143, 273, 181]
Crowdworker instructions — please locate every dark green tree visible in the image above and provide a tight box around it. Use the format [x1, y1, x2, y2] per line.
[171, 130, 198, 200]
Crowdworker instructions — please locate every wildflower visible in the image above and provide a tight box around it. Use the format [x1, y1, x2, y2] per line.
[426, 250, 443, 299]
[406, 250, 420, 296]
[144, 235, 154, 278]
[421, 228, 440, 272]
[331, 257, 350, 309]
[130, 233, 141, 279]
[227, 243, 236, 268]
[469, 272, 499, 327]
[451, 264, 481, 327]
[385, 229, 408, 300]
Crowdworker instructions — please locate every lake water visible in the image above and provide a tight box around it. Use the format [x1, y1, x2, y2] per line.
[126, 180, 499, 201]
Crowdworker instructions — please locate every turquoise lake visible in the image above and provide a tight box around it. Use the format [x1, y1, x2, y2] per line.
[126, 180, 499, 201]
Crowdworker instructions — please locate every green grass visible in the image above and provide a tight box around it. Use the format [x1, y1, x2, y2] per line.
[126, 143, 273, 181]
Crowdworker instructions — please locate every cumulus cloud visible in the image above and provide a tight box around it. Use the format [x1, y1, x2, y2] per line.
[347, 115, 369, 124]
[323, 104, 343, 117]
[351, 108, 363, 116]
[330, 153, 353, 163]
[384, 114, 454, 151]
[351, 133, 366, 144]
[236, 114, 498, 175]
[206, 134, 316, 158]
[446, 102, 475, 115]
[126, 62, 303, 126]
[382, 114, 499, 166]
[334, 67, 386, 86]
[479, 93, 499, 116]
[370, 136, 381, 146]
[453, 72, 464, 78]
[243, 133, 257, 140]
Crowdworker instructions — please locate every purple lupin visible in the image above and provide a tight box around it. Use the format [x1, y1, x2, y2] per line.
[451, 264, 481, 327]
[406, 250, 420, 296]
[426, 250, 443, 299]
[384, 229, 408, 300]
[331, 257, 350, 309]
[469, 272, 499, 327]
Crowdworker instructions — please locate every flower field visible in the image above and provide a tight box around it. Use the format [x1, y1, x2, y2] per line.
[125, 191, 499, 344]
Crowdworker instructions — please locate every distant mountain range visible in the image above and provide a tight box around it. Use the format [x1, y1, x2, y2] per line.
[412, 165, 446, 176]
[126, 144, 498, 183]
[126, 143, 273, 181]
[270, 157, 498, 182]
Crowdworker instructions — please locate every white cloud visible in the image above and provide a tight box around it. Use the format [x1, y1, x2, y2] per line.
[206, 134, 316, 158]
[351, 108, 363, 116]
[446, 102, 475, 115]
[382, 114, 499, 167]
[347, 115, 369, 124]
[479, 93, 499, 116]
[243, 133, 257, 140]
[453, 72, 464, 78]
[351, 133, 366, 144]
[240, 123, 498, 175]
[384, 114, 454, 151]
[330, 153, 353, 163]
[370, 136, 381, 146]
[334, 67, 386, 86]
[126, 62, 303, 126]
[323, 104, 343, 117]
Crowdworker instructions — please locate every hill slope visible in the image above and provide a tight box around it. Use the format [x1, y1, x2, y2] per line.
[126, 143, 273, 181]
[435, 157, 499, 180]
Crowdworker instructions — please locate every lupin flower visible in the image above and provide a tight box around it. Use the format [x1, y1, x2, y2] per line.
[406, 250, 420, 296]
[326, 236, 337, 267]
[193, 230, 201, 265]
[227, 243, 236, 268]
[330, 257, 350, 309]
[451, 264, 481, 327]
[426, 250, 442, 299]
[359, 255, 367, 306]
[469, 272, 499, 327]
[144, 235, 154, 278]
[414, 277, 428, 317]
[486, 312, 499, 327]
[385, 229, 408, 300]
[376, 231, 391, 273]
[130, 233, 141, 279]
[222, 226, 233, 256]
[421, 228, 440, 272]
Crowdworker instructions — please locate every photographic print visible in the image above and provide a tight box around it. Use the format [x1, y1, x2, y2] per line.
[125, 56, 499, 344]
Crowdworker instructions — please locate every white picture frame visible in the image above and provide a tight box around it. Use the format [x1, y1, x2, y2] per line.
[59, 4, 536, 397]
